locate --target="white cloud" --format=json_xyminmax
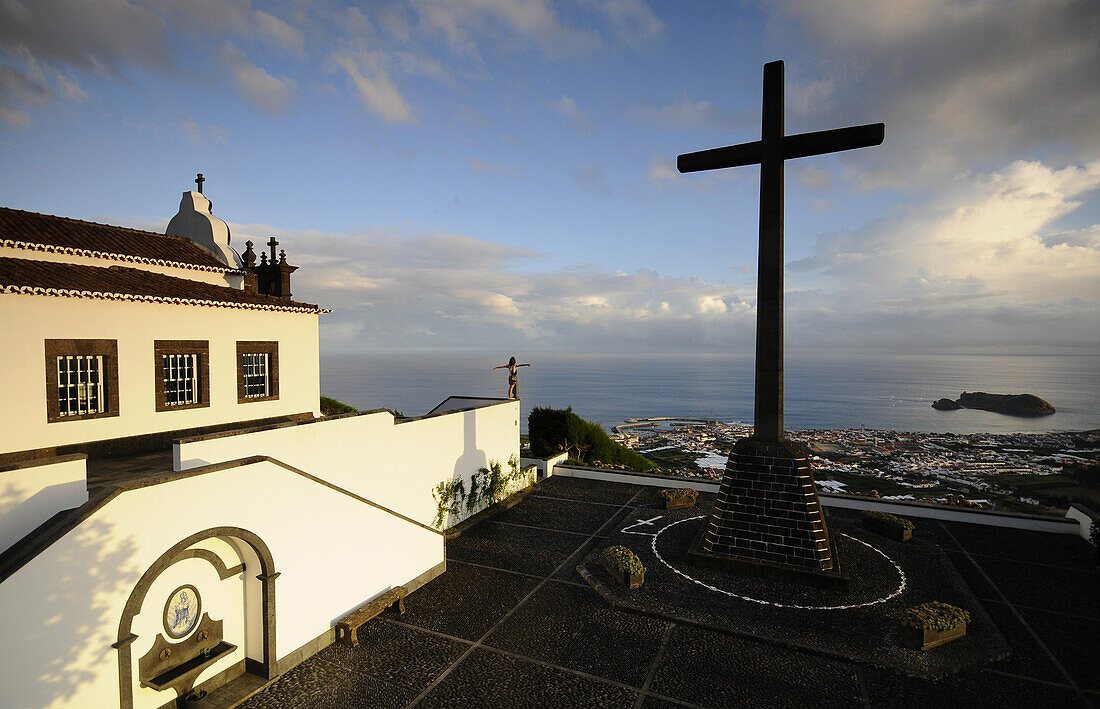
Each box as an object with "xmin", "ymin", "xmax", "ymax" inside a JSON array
[
  {"xmin": 221, "ymin": 44, "xmax": 297, "ymax": 113},
  {"xmin": 646, "ymin": 157, "xmax": 681, "ymax": 188},
  {"xmin": 587, "ymin": 0, "xmax": 665, "ymax": 48},
  {"xmin": 331, "ymin": 49, "xmax": 415, "ymax": 124},
  {"xmin": 229, "ymin": 221, "xmax": 754, "ymax": 352},
  {"xmin": 254, "ymin": 10, "xmax": 305, "ymax": 55},
  {"xmin": 410, "ymin": 0, "xmax": 601, "ymax": 57},
  {"xmin": 179, "ymin": 118, "xmax": 228, "ymax": 145},
  {"xmin": 549, "ymin": 96, "xmax": 588, "ymax": 126},
  {"xmin": 788, "ymin": 159, "xmax": 1100, "ymax": 351},
  {"xmin": 772, "ymin": 0, "xmax": 1100, "ymax": 186},
  {"xmin": 628, "ymin": 99, "xmax": 747, "ymax": 130}
]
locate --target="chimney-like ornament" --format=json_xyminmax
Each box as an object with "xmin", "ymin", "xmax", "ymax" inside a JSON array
[{"xmin": 165, "ymin": 174, "xmax": 242, "ymax": 268}]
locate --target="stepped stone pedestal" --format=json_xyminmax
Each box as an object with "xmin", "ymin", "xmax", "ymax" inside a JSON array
[{"xmin": 688, "ymin": 437, "xmax": 848, "ymax": 589}]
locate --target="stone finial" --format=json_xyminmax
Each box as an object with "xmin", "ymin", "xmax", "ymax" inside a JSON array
[
  {"xmin": 260, "ymin": 252, "xmax": 268, "ymax": 265},
  {"xmin": 279, "ymin": 249, "xmax": 287, "ymax": 265},
  {"xmin": 243, "ymin": 240, "xmax": 257, "ymax": 268}
]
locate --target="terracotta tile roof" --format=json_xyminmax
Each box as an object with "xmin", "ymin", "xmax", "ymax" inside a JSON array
[
  {"xmin": 0, "ymin": 256, "xmax": 326, "ymax": 313},
  {"xmin": 0, "ymin": 206, "xmax": 235, "ymax": 271}
]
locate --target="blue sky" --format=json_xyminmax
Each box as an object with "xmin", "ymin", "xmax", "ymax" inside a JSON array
[{"xmin": 2, "ymin": 0, "xmax": 1098, "ymax": 355}]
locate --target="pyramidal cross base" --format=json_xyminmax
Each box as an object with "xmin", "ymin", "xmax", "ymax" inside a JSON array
[{"xmin": 687, "ymin": 437, "xmax": 850, "ymax": 590}]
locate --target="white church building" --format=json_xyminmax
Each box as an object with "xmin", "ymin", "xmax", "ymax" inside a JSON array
[{"xmin": 0, "ymin": 181, "xmax": 524, "ymax": 708}]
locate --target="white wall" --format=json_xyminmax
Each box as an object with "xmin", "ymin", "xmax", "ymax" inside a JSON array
[
  {"xmin": 0, "ymin": 457, "xmax": 443, "ymax": 709},
  {"xmin": 175, "ymin": 400, "xmax": 522, "ymax": 529},
  {"xmin": 0, "ymin": 293, "xmax": 320, "ymax": 456},
  {"xmin": 0, "ymin": 455, "xmax": 88, "ymax": 554}
]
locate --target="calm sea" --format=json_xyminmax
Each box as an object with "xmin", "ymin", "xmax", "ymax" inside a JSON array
[{"xmin": 320, "ymin": 352, "xmax": 1099, "ymax": 435}]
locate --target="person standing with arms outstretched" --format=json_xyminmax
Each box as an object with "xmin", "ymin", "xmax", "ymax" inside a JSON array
[{"xmin": 493, "ymin": 356, "xmax": 530, "ymax": 399}]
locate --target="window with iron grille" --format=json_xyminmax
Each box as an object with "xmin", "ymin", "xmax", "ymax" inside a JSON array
[
  {"xmin": 237, "ymin": 340, "xmax": 278, "ymax": 403},
  {"xmin": 57, "ymin": 355, "xmax": 104, "ymax": 416},
  {"xmin": 45, "ymin": 339, "xmax": 118, "ymax": 422},
  {"xmin": 163, "ymin": 353, "xmax": 199, "ymax": 406},
  {"xmin": 241, "ymin": 352, "xmax": 270, "ymax": 398}
]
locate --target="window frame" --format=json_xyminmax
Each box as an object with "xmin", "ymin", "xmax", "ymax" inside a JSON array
[
  {"xmin": 154, "ymin": 340, "xmax": 210, "ymax": 412},
  {"xmin": 236, "ymin": 341, "xmax": 279, "ymax": 403},
  {"xmin": 45, "ymin": 339, "xmax": 119, "ymax": 423}
]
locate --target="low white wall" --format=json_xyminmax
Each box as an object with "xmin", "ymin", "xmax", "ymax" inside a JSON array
[
  {"xmin": 0, "ymin": 454, "xmax": 88, "ymax": 554},
  {"xmin": 541, "ymin": 464, "xmax": 1085, "ymax": 535},
  {"xmin": 552, "ymin": 464, "xmax": 720, "ymax": 492},
  {"xmin": 1065, "ymin": 504, "xmax": 1097, "ymax": 542},
  {"xmin": 522, "ymin": 452, "xmax": 568, "ymax": 480},
  {"xmin": 0, "ymin": 457, "xmax": 443, "ymax": 709},
  {"xmin": 175, "ymin": 400, "xmax": 521, "ymax": 529}
]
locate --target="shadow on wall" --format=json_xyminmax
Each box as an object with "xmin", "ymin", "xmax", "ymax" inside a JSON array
[
  {"xmin": 433, "ymin": 410, "xmax": 490, "ymax": 530},
  {"xmin": 1, "ymin": 517, "xmax": 142, "ymax": 708}
]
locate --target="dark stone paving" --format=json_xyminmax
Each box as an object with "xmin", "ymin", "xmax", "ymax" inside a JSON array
[
  {"xmin": 649, "ymin": 624, "xmax": 864, "ymax": 708},
  {"xmin": 495, "ymin": 493, "xmax": 620, "ymax": 535},
  {"xmin": 485, "ymin": 581, "xmax": 669, "ymax": 687},
  {"xmin": 240, "ymin": 476, "xmax": 1099, "ymax": 709},
  {"xmin": 419, "ymin": 649, "xmax": 639, "ymax": 707},
  {"xmin": 244, "ymin": 622, "xmax": 466, "ymax": 708},
  {"xmin": 446, "ymin": 520, "xmax": 584, "ymax": 577},
  {"xmin": 396, "ymin": 563, "xmax": 539, "ymax": 641}
]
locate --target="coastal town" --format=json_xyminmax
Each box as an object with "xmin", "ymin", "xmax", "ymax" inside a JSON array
[{"xmin": 612, "ymin": 418, "xmax": 1100, "ymax": 515}]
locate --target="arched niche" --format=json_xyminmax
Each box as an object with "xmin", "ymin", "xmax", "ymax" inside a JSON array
[{"xmin": 114, "ymin": 527, "xmax": 278, "ymax": 709}]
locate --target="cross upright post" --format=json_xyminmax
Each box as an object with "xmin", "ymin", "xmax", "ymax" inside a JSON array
[
  {"xmin": 679, "ymin": 61, "xmax": 884, "ymax": 583},
  {"xmin": 195, "ymin": 173, "xmax": 205, "ymax": 194},
  {"xmin": 267, "ymin": 237, "xmax": 279, "ymax": 263},
  {"xmin": 679, "ymin": 60, "xmax": 883, "ymax": 442}
]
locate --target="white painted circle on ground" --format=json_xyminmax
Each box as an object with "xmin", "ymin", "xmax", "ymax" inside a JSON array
[{"xmin": 650, "ymin": 515, "xmax": 907, "ymax": 610}]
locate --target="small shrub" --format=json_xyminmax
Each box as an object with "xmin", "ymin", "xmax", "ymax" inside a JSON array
[
  {"xmin": 900, "ymin": 602, "xmax": 970, "ymax": 631},
  {"xmin": 320, "ymin": 395, "xmax": 356, "ymax": 415},
  {"xmin": 863, "ymin": 510, "xmax": 915, "ymax": 533},
  {"xmin": 601, "ymin": 545, "xmax": 646, "ymax": 575},
  {"xmin": 660, "ymin": 488, "xmax": 698, "ymax": 504}
]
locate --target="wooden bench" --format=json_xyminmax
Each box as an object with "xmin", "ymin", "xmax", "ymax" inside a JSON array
[{"xmin": 336, "ymin": 586, "xmax": 407, "ymax": 647}]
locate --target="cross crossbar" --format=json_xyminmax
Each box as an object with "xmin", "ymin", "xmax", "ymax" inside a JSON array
[{"xmin": 678, "ymin": 124, "xmax": 884, "ymax": 173}]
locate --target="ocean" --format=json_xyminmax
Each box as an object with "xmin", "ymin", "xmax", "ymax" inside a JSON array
[{"xmin": 320, "ymin": 352, "xmax": 1099, "ymax": 435}]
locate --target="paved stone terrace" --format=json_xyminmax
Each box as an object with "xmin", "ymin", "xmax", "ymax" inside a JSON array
[{"xmin": 241, "ymin": 476, "xmax": 1099, "ymax": 708}]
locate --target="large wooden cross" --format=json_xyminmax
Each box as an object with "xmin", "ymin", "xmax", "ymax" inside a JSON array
[{"xmin": 679, "ymin": 60, "xmax": 883, "ymax": 441}]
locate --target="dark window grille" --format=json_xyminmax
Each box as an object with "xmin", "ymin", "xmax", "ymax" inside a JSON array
[
  {"xmin": 57, "ymin": 355, "xmax": 104, "ymax": 416},
  {"xmin": 242, "ymin": 353, "xmax": 269, "ymax": 398},
  {"xmin": 162, "ymin": 353, "xmax": 199, "ymax": 406}
]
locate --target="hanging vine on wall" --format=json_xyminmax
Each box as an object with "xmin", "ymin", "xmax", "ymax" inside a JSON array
[
  {"xmin": 432, "ymin": 455, "xmax": 536, "ymax": 529},
  {"xmin": 432, "ymin": 478, "xmax": 466, "ymax": 529}
]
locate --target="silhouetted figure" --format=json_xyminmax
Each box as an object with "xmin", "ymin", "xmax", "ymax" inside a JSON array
[{"xmin": 493, "ymin": 356, "xmax": 530, "ymax": 399}]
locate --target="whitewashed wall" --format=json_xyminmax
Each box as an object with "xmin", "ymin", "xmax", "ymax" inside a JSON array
[
  {"xmin": 175, "ymin": 400, "xmax": 522, "ymax": 529},
  {"xmin": 0, "ymin": 294, "xmax": 320, "ymax": 456},
  {"xmin": 0, "ymin": 458, "xmax": 443, "ymax": 709},
  {"xmin": 0, "ymin": 455, "xmax": 88, "ymax": 553}
]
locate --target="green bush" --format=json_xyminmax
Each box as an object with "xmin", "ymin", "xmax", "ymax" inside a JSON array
[
  {"xmin": 320, "ymin": 395, "xmax": 356, "ymax": 415},
  {"xmin": 862, "ymin": 510, "xmax": 915, "ymax": 534},
  {"xmin": 660, "ymin": 488, "xmax": 698, "ymax": 504},
  {"xmin": 601, "ymin": 545, "xmax": 645, "ymax": 575},
  {"xmin": 900, "ymin": 602, "xmax": 970, "ymax": 631},
  {"xmin": 528, "ymin": 406, "xmax": 656, "ymax": 472}
]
